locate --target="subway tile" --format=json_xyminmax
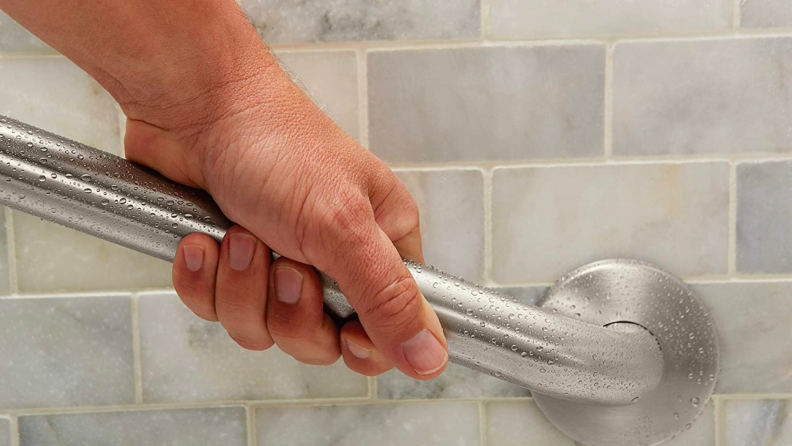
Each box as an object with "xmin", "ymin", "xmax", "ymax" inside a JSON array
[
  {"xmin": 490, "ymin": 0, "xmax": 731, "ymax": 38},
  {"xmin": 692, "ymin": 282, "xmax": 792, "ymax": 394},
  {"xmin": 276, "ymin": 51, "xmax": 359, "ymax": 140},
  {"xmin": 0, "ymin": 210, "xmax": 9, "ymax": 295},
  {"xmin": 13, "ymin": 212, "xmax": 172, "ymax": 292},
  {"xmin": 0, "ymin": 58, "xmax": 122, "ymax": 155},
  {"xmin": 18, "ymin": 407, "xmax": 247, "ymax": 446},
  {"xmin": 394, "ymin": 169, "xmax": 484, "ymax": 281},
  {"xmin": 0, "ymin": 417, "xmax": 8, "ymax": 446},
  {"xmin": 241, "ymin": 0, "xmax": 480, "ymax": 44},
  {"xmin": 741, "ymin": 0, "xmax": 792, "ymax": 28},
  {"xmin": 138, "ymin": 292, "xmax": 367, "ymax": 403},
  {"xmin": 737, "ymin": 161, "xmax": 792, "ymax": 274},
  {"xmin": 486, "ymin": 400, "xmax": 714, "ymax": 446},
  {"xmin": 614, "ymin": 37, "xmax": 792, "ymax": 156},
  {"xmin": 492, "ymin": 163, "xmax": 729, "ymax": 283},
  {"xmin": 0, "ymin": 295, "xmax": 134, "ymax": 409},
  {"xmin": 256, "ymin": 402, "xmax": 480, "ymax": 446},
  {"xmin": 377, "ymin": 363, "xmax": 529, "ymax": 399},
  {"xmin": 724, "ymin": 399, "xmax": 792, "ymax": 446},
  {"xmin": 369, "ymin": 45, "xmax": 605, "ymax": 163},
  {"xmin": 0, "ymin": 12, "xmax": 51, "ymax": 53}
]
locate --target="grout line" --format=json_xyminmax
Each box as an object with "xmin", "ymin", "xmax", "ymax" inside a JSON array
[
  {"xmin": 3, "ymin": 207, "xmax": 18, "ymax": 294},
  {"xmin": 603, "ymin": 43, "xmax": 614, "ymax": 159},
  {"xmin": 483, "ymin": 168, "xmax": 494, "ymax": 285},
  {"xmin": 357, "ymin": 48, "xmax": 370, "ymax": 149},
  {"xmin": 9, "ymin": 415, "xmax": 19, "ymax": 446},
  {"xmin": 728, "ymin": 163, "xmax": 737, "ymax": 275},
  {"xmin": 478, "ymin": 401, "xmax": 488, "ymax": 446},
  {"xmin": 733, "ymin": 0, "xmax": 742, "ymax": 30},
  {"xmin": 368, "ymin": 376, "xmax": 378, "ymax": 399},
  {"xmin": 714, "ymin": 395, "xmax": 723, "ymax": 446},
  {"xmin": 246, "ymin": 406, "xmax": 257, "ymax": 446},
  {"xmin": 131, "ymin": 295, "xmax": 144, "ymax": 404}
]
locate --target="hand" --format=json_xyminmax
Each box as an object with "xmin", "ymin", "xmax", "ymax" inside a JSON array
[{"xmin": 122, "ymin": 45, "xmax": 448, "ymax": 380}]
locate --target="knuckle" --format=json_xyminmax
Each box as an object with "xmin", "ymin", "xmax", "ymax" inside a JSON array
[
  {"xmin": 361, "ymin": 276, "xmax": 423, "ymax": 336},
  {"xmin": 267, "ymin": 312, "xmax": 313, "ymax": 341}
]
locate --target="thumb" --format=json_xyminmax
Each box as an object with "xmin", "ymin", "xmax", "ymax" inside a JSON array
[{"xmin": 123, "ymin": 118, "xmax": 206, "ymax": 189}]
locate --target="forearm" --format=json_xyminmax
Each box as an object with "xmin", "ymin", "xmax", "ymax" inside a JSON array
[{"xmin": 0, "ymin": 0, "xmax": 275, "ymax": 127}]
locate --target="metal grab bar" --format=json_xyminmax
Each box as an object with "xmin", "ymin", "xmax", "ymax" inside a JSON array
[{"xmin": 0, "ymin": 115, "xmax": 664, "ymax": 407}]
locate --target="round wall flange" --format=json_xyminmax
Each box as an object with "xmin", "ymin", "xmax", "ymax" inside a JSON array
[{"xmin": 533, "ymin": 259, "xmax": 719, "ymax": 446}]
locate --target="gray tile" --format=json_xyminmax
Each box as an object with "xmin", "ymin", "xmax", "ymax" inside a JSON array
[
  {"xmin": 369, "ymin": 45, "xmax": 605, "ymax": 163},
  {"xmin": 0, "ymin": 12, "xmax": 51, "ymax": 53},
  {"xmin": 614, "ymin": 37, "xmax": 792, "ymax": 156},
  {"xmin": 14, "ymin": 212, "xmax": 172, "ymax": 292},
  {"xmin": 0, "ymin": 295, "xmax": 134, "ymax": 409},
  {"xmin": 138, "ymin": 292, "xmax": 367, "ymax": 403},
  {"xmin": 724, "ymin": 399, "xmax": 792, "ymax": 446},
  {"xmin": 241, "ymin": 0, "xmax": 480, "ymax": 44},
  {"xmin": 490, "ymin": 0, "xmax": 731, "ymax": 38},
  {"xmin": 19, "ymin": 407, "xmax": 247, "ymax": 446},
  {"xmin": 737, "ymin": 161, "xmax": 792, "ymax": 274},
  {"xmin": 276, "ymin": 51, "xmax": 359, "ymax": 140},
  {"xmin": 0, "ymin": 417, "xmax": 8, "ymax": 446},
  {"xmin": 492, "ymin": 163, "xmax": 729, "ymax": 283},
  {"xmin": 741, "ymin": 0, "xmax": 792, "ymax": 28},
  {"xmin": 692, "ymin": 282, "xmax": 792, "ymax": 394},
  {"xmin": 0, "ymin": 210, "xmax": 9, "ymax": 295},
  {"xmin": 0, "ymin": 58, "xmax": 122, "ymax": 155},
  {"xmin": 377, "ymin": 362, "xmax": 529, "ymax": 399},
  {"xmin": 256, "ymin": 402, "xmax": 480, "ymax": 446},
  {"xmin": 394, "ymin": 169, "xmax": 484, "ymax": 281}
]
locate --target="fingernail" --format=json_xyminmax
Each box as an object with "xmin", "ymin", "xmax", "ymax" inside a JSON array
[
  {"xmin": 402, "ymin": 329, "xmax": 448, "ymax": 375},
  {"xmin": 228, "ymin": 233, "xmax": 255, "ymax": 271},
  {"xmin": 183, "ymin": 245, "xmax": 205, "ymax": 272},
  {"xmin": 274, "ymin": 267, "xmax": 303, "ymax": 304},
  {"xmin": 346, "ymin": 339, "xmax": 371, "ymax": 359}
]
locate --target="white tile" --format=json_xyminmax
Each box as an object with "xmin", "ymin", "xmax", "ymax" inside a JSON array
[
  {"xmin": 614, "ymin": 37, "xmax": 792, "ymax": 156},
  {"xmin": 241, "ymin": 0, "xmax": 480, "ymax": 44},
  {"xmin": 0, "ymin": 295, "xmax": 134, "ymax": 409},
  {"xmin": 0, "ymin": 57, "xmax": 121, "ymax": 155},
  {"xmin": 378, "ymin": 363, "xmax": 529, "ymax": 399},
  {"xmin": 0, "ymin": 12, "xmax": 52, "ymax": 53},
  {"xmin": 490, "ymin": 0, "xmax": 731, "ymax": 38},
  {"xmin": 486, "ymin": 401, "xmax": 574, "ymax": 446},
  {"xmin": 724, "ymin": 399, "xmax": 792, "ymax": 446},
  {"xmin": 276, "ymin": 51, "xmax": 359, "ymax": 140},
  {"xmin": 19, "ymin": 407, "xmax": 247, "ymax": 446},
  {"xmin": 256, "ymin": 402, "xmax": 480, "ymax": 446},
  {"xmin": 13, "ymin": 212, "xmax": 172, "ymax": 292},
  {"xmin": 741, "ymin": 0, "xmax": 792, "ymax": 28},
  {"xmin": 0, "ymin": 210, "xmax": 9, "ymax": 294},
  {"xmin": 492, "ymin": 163, "xmax": 729, "ymax": 283},
  {"xmin": 395, "ymin": 169, "xmax": 484, "ymax": 281},
  {"xmin": 138, "ymin": 292, "xmax": 367, "ymax": 403},
  {"xmin": 693, "ymin": 282, "xmax": 792, "ymax": 394},
  {"xmin": 368, "ymin": 45, "xmax": 605, "ymax": 163},
  {"xmin": 0, "ymin": 417, "xmax": 8, "ymax": 446}
]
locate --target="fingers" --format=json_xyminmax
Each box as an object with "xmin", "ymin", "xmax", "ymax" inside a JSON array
[
  {"xmin": 266, "ymin": 257, "xmax": 341, "ymax": 365},
  {"xmin": 215, "ymin": 226, "xmax": 274, "ymax": 351},
  {"xmin": 173, "ymin": 233, "xmax": 220, "ymax": 321},
  {"xmin": 340, "ymin": 321, "xmax": 392, "ymax": 376},
  {"xmin": 369, "ymin": 172, "xmax": 425, "ymax": 263}
]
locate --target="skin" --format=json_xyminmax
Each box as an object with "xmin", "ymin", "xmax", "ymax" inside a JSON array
[{"xmin": 0, "ymin": 0, "xmax": 448, "ymax": 379}]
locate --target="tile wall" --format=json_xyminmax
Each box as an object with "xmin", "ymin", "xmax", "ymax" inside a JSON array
[{"xmin": 1, "ymin": 0, "xmax": 791, "ymax": 444}]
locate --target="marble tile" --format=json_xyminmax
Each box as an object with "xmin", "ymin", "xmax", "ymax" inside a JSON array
[
  {"xmin": 256, "ymin": 402, "xmax": 480, "ymax": 446},
  {"xmin": 0, "ymin": 57, "xmax": 122, "ymax": 155},
  {"xmin": 724, "ymin": 399, "xmax": 792, "ymax": 446},
  {"xmin": 614, "ymin": 37, "xmax": 792, "ymax": 156},
  {"xmin": 241, "ymin": 0, "xmax": 480, "ymax": 44},
  {"xmin": 490, "ymin": 0, "xmax": 731, "ymax": 38},
  {"xmin": 276, "ymin": 51, "xmax": 359, "ymax": 140},
  {"xmin": 138, "ymin": 292, "xmax": 367, "ymax": 403},
  {"xmin": 0, "ymin": 295, "xmax": 134, "ymax": 409},
  {"xmin": 692, "ymin": 282, "xmax": 792, "ymax": 394},
  {"xmin": 737, "ymin": 161, "xmax": 792, "ymax": 274},
  {"xmin": 368, "ymin": 45, "xmax": 605, "ymax": 163},
  {"xmin": 0, "ymin": 417, "xmax": 8, "ymax": 446},
  {"xmin": 0, "ymin": 210, "xmax": 9, "ymax": 295},
  {"xmin": 492, "ymin": 163, "xmax": 729, "ymax": 283},
  {"xmin": 13, "ymin": 212, "xmax": 172, "ymax": 292},
  {"xmin": 18, "ymin": 407, "xmax": 247, "ymax": 446},
  {"xmin": 741, "ymin": 0, "xmax": 792, "ymax": 28},
  {"xmin": 394, "ymin": 169, "xmax": 484, "ymax": 281},
  {"xmin": 378, "ymin": 362, "xmax": 529, "ymax": 399},
  {"xmin": 0, "ymin": 12, "xmax": 52, "ymax": 53}
]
